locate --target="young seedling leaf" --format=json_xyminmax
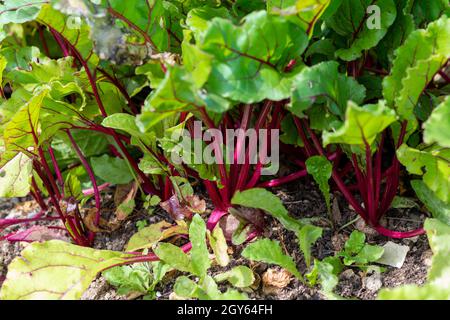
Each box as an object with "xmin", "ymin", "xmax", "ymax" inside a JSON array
[
  {"xmin": 242, "ymin": 238, "xmax": 301, "ymax": 279},
  {"xmin": 214, "ymin": 266, "xmax": 255, "ymax": 288},
  {"xmin": 189, "ymin": 214, "xmax": 211, "ymax": 277},
  {"xmin": 232, "ymin": 188, "xmax": 303, "ymax": 232},
  {"xmin": 306, "ymin": 156, "xmax": 332, "ymax": 212}
]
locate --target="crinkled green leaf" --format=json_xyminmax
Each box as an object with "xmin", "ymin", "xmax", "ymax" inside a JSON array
[
  {"xmin": 90, "ymin": 154, "xmax": 134, "ymax": 185},
  {"xmin": 0, "ymin": 0, "xmax": 44, "ymax": 25},
  {"xmin": 297, "ymin": 224, "xmax": 323, "ymax": 267},
  {"xmin": 103, "ymin": 262, "xmax": 171, "ymax": 298},
  {"xmin": 232, "ymin": 188, "xmax": 304, "ymax": 233},
  {"xmin": 376, "ymin": 0, "xmax": 415, "ymax": 66},
  {"xmin": 325, "ymin": 0, "xmax": 397, "ymax": 61},
  {"xmin": 154, "ymin": 242, "xmax": 193, "ymax": 273},
  {"xmin": 411, "ymin": 180, "xmax": 450, "ymax": 226},
  {"xmin": 341, "ymin": 231, "xmax": 384, "ymax": 266},
  {"xmin": 199, "ymin": 11, "xmax": 308, "ymax": 103},
  {"xmin": 306, "ymin": 258, "xmax": 341, "ymax": 293},
  {"xmin": 207, "ymin": 225, "xmax": 229, "ymax": 267},
  {"xmin": 185, "ymin": 6, "xmax": 232, "ymax": 36},
  {"xmin": 242, "ymin": 238, "xmax": 301, "ymax": 279},
  {"xmin": 189, "ymin": 214, "xmax": 211, "ymax": 277},
  {"xmin": 423, "ymin": 96, "xmax": 450, "ymax": 148},
  {"xmin": 395, "ymin": 54, "xmax": 448, "ymax": 130},
  {"xmin": 344, "ymin": 230, "xmax": 366, "ymax": 255},
  {"xmin": 1, "ymin": 89, "xmax": 47, "ymax": 166},
  {"xmin": 105, "ymin": 0, "xmax": 168, "ymax": 52},
  {"xmin": 125, "ymin": 221, "xmax": 188, "ymax": 252},
  {"xmin": 322, "ymin": 101, "xmax": 397, "ymax": 147},
  {"xmin": 267, "ymin": 0, "xmax": 331, "ymax": 36},
  {"xmin": 214, "ymin": 266, "xmax": 255, "ymax": 288},
  {"xmin": 0, "ymin": 240, "xmax": 130, "ymax": 300},
  {"xmin": 306, "ymin": 155, "xmax": 332, "ymax": 212},
  {"xmin": 0, "ymin": 152, "xmax": 32, "ymax": 197},
  {"xmin": 37, "ymin": 4, "xmax": 98, "ymax": 66},
  {"xmin": 383, "ymin": 15, "xmax": 450, "ymax": 129},
  {"xmin": 290, "ymin": 61, "xmax": 366, "ymax": 118},
  {"xmin": 397, "ymin": 144, "xmax": 450, "ymax": 203}
]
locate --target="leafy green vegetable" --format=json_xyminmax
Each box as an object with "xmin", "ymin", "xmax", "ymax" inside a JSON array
[
  {"xmin": 411, "ymin": 180, "xmax": 450, "ymax": 226},
  {"xmin": 154, "ymin": 242, "xmax": 193, "ymax": 274},
  {"xmin": 0, "ymin": 152, "xmax": 32, "ymax": 197},
  {"xmin": 325, "ymin": 0, "xmax": 397, "ymax": 61},
  {"xmin": 189, "ymin": 214, "xmax": 211, "ymax": 277},
  {"xmin": 214, "ymin": 266, "xmax": 255, "ymax": 288},
  {"xmin": 290, "ymin": 61, "xmax": 366, "ymax": 118},
  {"xmin": 91, "ymin": 154, "xmax": 134, "ymax": 185},
  {"xmin": 322, "ymin": 101, "xmax": 397, "ymax": 147},
  {"xmin": 423, "ymin": 96, "xmax": 450, "ymax": 148},
  {"xmin": 306, "ymin": 156, "xmax": 332, "ymax": 212},
  {"xmin": 242, "ymin": 238, "xmax": 302, "ymax": 279},
  {"xmin": 232, "ymin": 188, "xmax": 303, "ymax": 232},
  {"xmin": 0, "ymin": 240, "xmax": 130, "ymax": 300},
  {"xmin": 207, "ymin": 225, "xmax": 230, "ymax": 267},
  {"xmin": 103, "ymin": 262, "xmax": 171, "ymax": 299}
]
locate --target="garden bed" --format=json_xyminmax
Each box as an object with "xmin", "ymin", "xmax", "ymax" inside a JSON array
[{"xmin": 0, "ymin": 177, "xmax": 431, "ymax": 300}]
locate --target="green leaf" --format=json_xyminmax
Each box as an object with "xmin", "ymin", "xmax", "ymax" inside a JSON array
[
  {"xmin": 189, "ymin": 214, "xmax": 211, "ymax": 277},
  {"xmin": 395, "ymin": 55, "xmax": 448, "ymax": 129},
  {"xmin": 207, "ymin": 225, "xmax": 230, "ymax": 267},
  {"xmin": 102, "ymin": 113, "xmax": 150, "ymax": 144},
  {"xmin": 0, "ymin": 0, "xmax": 44, "ymax": 25},
  {"xmin": 423, "ymin": 96, "xmax": 450, "ymax": 148},
  {"xmin": 105, "ymin": 0, "xmax": 168, "ymax": 52},
  {"xmin": 37, "ymin": 4, "xmax": 98, "ymax": 66},
  {"xmin": 103, "ymin": 262, "xmax": 171, "ymax": 298},
  {"xmin": 185, "ymin": 6, "xmax": 232, "ymax": 36},
  {"xmin": 297, "ymin": 224, "xmax": 323, "ymax": 267},
  {"xmin": 306, "ymin": 258, "xmax": 340, "ymax": 293},
  {"xmin": 290, "ymin": 61, "xmax": 366, "ymax": 118},
  {"xmin": 341, "ymin": 231, "xmax": 384, "ymax": 266},
  {"xmin": 344, "ymin": 230, "xmax": 366, "ymax": 255},
  {"xmin": 1, "ymin": 89, "xmax": 48, "ymax": 166},
  {"xmin": 267, "ymin": 0, "xmax": 331, "ymax": 36},
  {"xmin": 306, "ymin": 156, "xmax": 332, "ymax": 212},
  {"xmin": 382, "ymin": 15, "xmax": 450, "ymax": 129},
  {"xmin": 0, "ymin": 240, "xmax": 130, "ymax": 300},
  {"xmin": 0, "ymin": 152, "xmax": 32, "ymax": 197},
  {"xmin": 325, "ymin": 0, "xmax": 397, "ymax": 61},
  {"xmin": 322, "ymin": 101, "xmax": 397, "ymax": 147},
  {"xmin": 411, "ymin": 180, "xmax": 450, "ymax": 226},
  {"xmin": 232, "ymin": 188, "xmax": 304, "ymax": 232},
  {"xmin": 64, "ymin": 173, "xmax": 82, "ymax": 200},
  {"xmin": 242, "ymin": 238, "xmax": 301, "ymax": 279},
  {"xmin": 174, "ymin": 276, "xmax": 199, "ymax": 298},
  {"xmin": 103, "ymin": 263, "xmax": 150, "ymax": 296},
  {"xmin": 146, "ymin": 65, "xmax": 230, "ymax": 114},
  {"xmin": 214, "ymin": 266, "xmax": 255, "ymax": 288},
  {"xmin": 125, "ymin": 221, "xmax": 188, "ymax": 252},
  {"xmin": 378, "ymin": 283, "xmax": 450, "ymax": 300},
  {"xmin": 154, "ymin": 242, "xmax": 192, "ymax": 273},
  {"xmin": 91, "ymin": 154, "xmax": 134, "ymax": 185},
  {"xmin": 397, "ymin": 144, "xmax": 449, "ymax": 203},
  {"xmin": 199, "ymin": 11, "xmax": 308, "ymax": 103},
  {"xmin": 424, "ymin": 219, "xmax": 450, "ymax": 283},
  {"xmin": 390, "ymin": 196, "xmax": 419, "ymax": 209}
]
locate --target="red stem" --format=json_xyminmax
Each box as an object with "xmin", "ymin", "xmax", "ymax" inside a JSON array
[{"xmin": 66, "ymin": 129, "xmax": 101, "ymax": 226}]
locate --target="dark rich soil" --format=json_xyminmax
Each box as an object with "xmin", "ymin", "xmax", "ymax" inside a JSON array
[{"xmin": 0, "ymin": 177, "xmax": 431, "ymax": 300}]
